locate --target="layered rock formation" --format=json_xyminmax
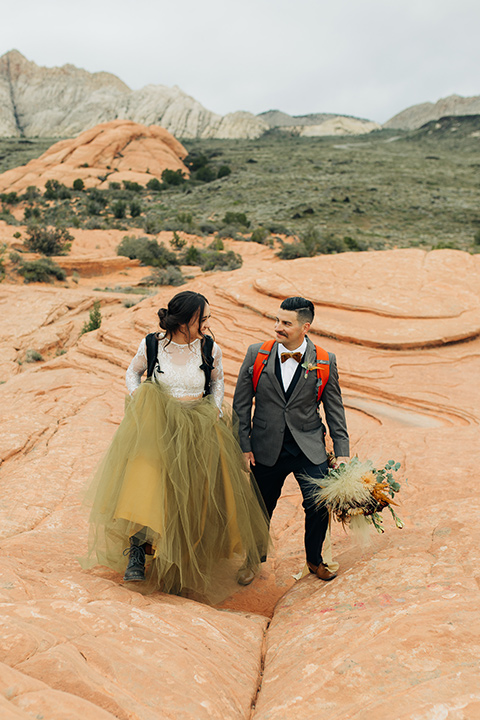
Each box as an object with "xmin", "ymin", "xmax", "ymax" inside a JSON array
[
  {"xmin": 0, "ymin": 50, "xmax": 268, "ymax": 140},
  {"xmin": 0, "ymin": 222, "xmax": 479, "ymax": 717},
  {"xmin": 0, "ymin": 51, "xmax": 380, "ymax": 140},
  {"xmin": 0, "ymin": 119, "xmax": 189, "ymax": 192},
  {"xmin": 384, "ymin": 93, "xmax": 480, "ymax": 130},
  {"xmin": 259, "ymin": 110, "xmax": 380, "ymax": 136}
]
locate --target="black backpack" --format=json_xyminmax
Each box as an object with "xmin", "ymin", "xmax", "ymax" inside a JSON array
[{"xmin": 145, "ymin": 333, "xmax": 215, "ymax": 397}]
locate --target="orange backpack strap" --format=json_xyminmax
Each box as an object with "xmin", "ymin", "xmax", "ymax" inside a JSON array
[
  {"xmin": 252, "ymin": 339, "xmax": 275, "ymax": 392},
  {"xmin": 314, "ymin": 345, "xmax": 330, "ymax": 404}
]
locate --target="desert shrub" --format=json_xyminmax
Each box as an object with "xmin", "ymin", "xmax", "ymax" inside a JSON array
[
  {"xmin": 185, "ymin": 153, "xmax": 209, "ymax": 171},
  {"xmin": 73, "ymin": 178, "xmax": 85, "ymax": 191},
  {"xmin": 162, "ymin": 169, "xmax": 186, "ymax": 186},
  {"xmin": 170, "ymin": 231, "xmax": 187, "ymax": 250},
  {"xmin": 344, "ymin": 236, "xmax": 368, "ymax": 251},
  {"xmin": 217, "ymin": 165, "xmax": 232, "ymax": 179},
  {"xmin": 195, "ymin": 166, "xmax": 216, "ymax": 183},
  {"xmin": 140, "ymin": 266, "xmax": 186, "ymax": 287},
  {"xmin": 86, "ymin": 199, "xmax": 104, "ymax": 216},
  {"xmin": 0, "ymin": 191, "xmax": 18, "ymax": 204},
  {"xmin": 201, "ymin": 250, "xmax": 242, "ymax": 272},
  {"xmin": 0, "ymin": 243, "xmax": 6, "ymax": 280},
  {"xmin": 146, "ymin": 177, "xmax": 162, "ymax": 192},
  {"xmin": 44, "ymin": 179, "xmax": 71, "ymax": 200},
  {"xmin": 18, "ymin": 258, "xmax": 66, "ymax": 283},
  {"xmin": 9, "ymin": 251, "xmax": 21, "ymax": 264},
  {"xmin": 277, "ymin": 228, "xmax": 347, "ymax": 259},
  {"xmin": 473, "ymin": 229, "xmax": 480, "ymax": 246},
  {"xmin": 81, "ymin": 301, "xmax": 102, "ymax": 334},
  {"xmin": 215, "ymin": 227, "xmax": 243, "ymax": 241},
  {"xmin": 24, "ymin": 225, "xmax": 73, "ymax": 256},
  {"xmin": 24, "ymin": 206, "xmax": 42, "ymax": 221},
  {"xmin": 222, "ymin": 211, "xmax": 250, "ymax": 228},
  {"xmin": 112, "ymin": 200, "xmax": 126, "ymax": 219},
  {"xmin": 117, "ymin": 235, "xmax": 178, "ymax": 268},
  {"xmin": 199, "ymin": 221, "xmax": 218, "ymax": 234},
  {"xmin": 109, "ymin": 182, "xmax": 121, "ymax": 191},
  {"xmin": 129, "ymin": 201, "xmax": 142, "ymax": 218},
  {"xmin": 143, "ymin": 212, "xmax": 163, "ymax": 234},
  {"xmin": 0, "ymin": 205, "xmax": 18, "ymax": 225},
  {"xmin": 123, "ymin": 180, "xmax": 143, "ymax": 193},
  {"xmin": 21, "ymin": 186, "xmax": 41, "ymax": 201},
  {"xmin": 183, "ymin": 244, "xmax": 201, "ymax": 265},
  {"xmin": 209, "ymin": 236, "xmax": 224, "ymax": 251},
  {"xmin": 25, "ymin": 349, "xmax": 44, "ymax": 362},
  {"xmin": 250, "ymin": 227, "xmax": 270, "ymax": 244}
]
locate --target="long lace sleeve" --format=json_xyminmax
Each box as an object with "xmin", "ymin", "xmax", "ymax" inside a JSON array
[
  {"xmin": 125, "ymin": 338, "xmax": 148, "ymax": 394},
  {"xmin": 210, "ymin": 342, "xmax": 224, "ymax": 411}
]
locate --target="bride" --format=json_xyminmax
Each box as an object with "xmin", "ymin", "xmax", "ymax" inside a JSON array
[{"xmin": 81, "ymin": 290, "xmax": 269, "ymax": 601}]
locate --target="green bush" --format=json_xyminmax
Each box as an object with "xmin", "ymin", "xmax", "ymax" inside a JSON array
[
  {"xmin": 117, "ymin": 235, "xmax": 179, "ymax": 268},
  {"xmin": 201, "ymin": 250, "xmax": 242, "ymax": 272},
  {"xmin": 162, "ymin": 169, "xmax": 186, "ymax": 186},
  {"xmin": 223, "ymin": 211, "xmax": 250, "ymax": 228},
  {"xmin": 73, "ymin": 178, "xmax": 85, "ymax": 191},
  {"xmin": 143, "ymin": 212, "xmax": 163, "ymax": 234},
  {"xmin": 217, "ymin": 165, "xmax": 231, "ymax": 179},
  {"xmin": 0, "ymin": 191, "xmax": 18, "ymax": 204},
  {"xmin": 344, "ymin": 236, "xmax": 367, "ymax": 251},
  {"xmin": 195, "ymin": 166, "xmax": 216, "ymax": 183},
  {"xmin": 141, "ymin": 266, "xmax": 186, "ymax": 287},
  {"xmin": 81, "ymin": 300, "xmax": 102, "ymax": 334},
  {"xmin": 186, "ymin": 153, "xmax": 209, "ymax": 171},
  {"xmin": 112, "ymin": 200, "xmax": 126, "ymax": 219},
  {"xmin": 473, "ymin": 229, "xmax": 480, "ymax": 246},
  {"xmin": 130, "ymin": 201, "xmax": 142, "ymax": 218},
  {"xmin": 21, "ymin": 186, "xmax": 41, "ymax": 202},
  {"xmin": 44, "ymin": 179, "xmax": 71, "ymax": 200},
  {"xmin": 25, "ymin": 348, "xmax": 44, "ymax": 362},
  {"xmin": 209, "ymin": 236, "xmax": 224, "ymax": 251},
  {"xmin": 146, "ymin": 177, "xmax": 163, "ymax": 192},
  {"xmin": 170, "ymin": 231, "xmax": 187, "ymax": 250},
  {"xmin": 277, "ymin": 228, "xmax": 347, "ymax": 259},
  {"xmin": 183, "ymin": 245, "xmax": 201, "ymax": 265},
  {"xmin": 250, "ymin": 227, "xmax": 270, "ymax": 244},
  {"xmin": 17, "ymin": 258, "xmax": 66, "ymax": 283},
  {"xmin": 123, "ymin": 180, "xmax": 143, "ymax": 193},
  {"xmin": 0, "ymin": 243, "xmax": 6, "ymax": 280},
  {"xmin": 24, "ymin": 225, "xmax": 73, "ymax": 256}
]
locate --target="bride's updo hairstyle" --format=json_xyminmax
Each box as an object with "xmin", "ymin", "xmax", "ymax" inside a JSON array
[{"xmin": 157, "ymin": 291, "xmax": 209, "ymax": 345}]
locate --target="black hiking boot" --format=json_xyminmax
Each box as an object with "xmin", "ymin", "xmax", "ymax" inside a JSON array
[{"xmin": 123, "ymin": 537, "xmax": 146, "ymax": 582}]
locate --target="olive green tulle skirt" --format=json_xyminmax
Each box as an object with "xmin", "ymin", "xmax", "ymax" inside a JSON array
[{"xmin": 80, "ymin": 381, "xmax": 270, "ymax": 602}]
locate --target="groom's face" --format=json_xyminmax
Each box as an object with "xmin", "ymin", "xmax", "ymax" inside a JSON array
[{"xmin": 274, "ymin": 308, "xmax": 310, "ymax": 350}]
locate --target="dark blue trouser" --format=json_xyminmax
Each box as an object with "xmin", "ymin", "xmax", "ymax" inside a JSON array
[{"xmin": 252, "ymin": 448, "xmax": 329, "ymax": 567}]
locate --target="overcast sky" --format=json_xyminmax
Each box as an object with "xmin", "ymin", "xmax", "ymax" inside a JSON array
[{"xmin": 2, "ymin": 0, "xmax": 479, "ymax": 123}]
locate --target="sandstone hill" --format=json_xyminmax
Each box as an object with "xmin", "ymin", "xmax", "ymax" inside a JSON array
[
  {"xmin": 259, "ymin": 109, "xmax": 380, "ymax": 136},
  {"xmin": 384, "ymin": 93, "xmax": 480, "ymax": 130},
  {"xmin": 1, "ymin": 50, "xmax": 379, "ymax": 141},
  {"xmin": 0, "ymin": 120, "xmax": 188, "ymax": 192},
  {"xmin": 0, "ymin": 205, "xmax": 479, "ymax": 717}
]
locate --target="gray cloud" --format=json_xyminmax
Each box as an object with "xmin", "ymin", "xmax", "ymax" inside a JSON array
[{"xmin": 1, "ymin": 0, "xmax": 479, "ymax": 123}]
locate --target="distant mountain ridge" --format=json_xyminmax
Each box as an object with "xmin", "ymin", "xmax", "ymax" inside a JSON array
[
  {"xmin": 0, "ymin": 50, "xmax": 379, "ymax": 139},
  {"xmin": 1, "ymin": 50, "xmax": 478, "ymax": 139}
]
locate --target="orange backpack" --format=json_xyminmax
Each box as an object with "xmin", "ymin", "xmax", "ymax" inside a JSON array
[{"xmin": 252, "ymin": 339, "xmax": 330, "ymax": 404}]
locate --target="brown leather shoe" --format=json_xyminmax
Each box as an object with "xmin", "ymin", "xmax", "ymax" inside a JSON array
[{"xmin": 307, "ymin": 561, "xmax": 337, "ymax": 581}]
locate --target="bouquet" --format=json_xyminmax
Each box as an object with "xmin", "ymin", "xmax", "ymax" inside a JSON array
[{"xmin": 309, "ymin": 456, "xmax": 404, "ymax": 542}]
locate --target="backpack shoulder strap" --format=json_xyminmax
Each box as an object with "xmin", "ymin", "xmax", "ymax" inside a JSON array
[
  {"xmin": 252, "ymin": 339, "xmax": 275, "ymax": 393},
  {"xmin": 200, "ymin": 335, "xmax": 215, "ymax": 396},
  {"xmin": 313, "ymin": 345, "xmax": 330, "ymax": 403},
  {"xmin": 145, "ymin": 333, "xmax": 159, "ymax": 379}
]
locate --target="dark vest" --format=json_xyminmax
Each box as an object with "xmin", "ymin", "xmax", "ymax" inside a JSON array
[
  {"xmin": 274, "ymin": 352, "xmax": 304, "ymax": 456},
  {"xmin": 145, "ymin": 333, "xmax": 215, "ymax": 397}
]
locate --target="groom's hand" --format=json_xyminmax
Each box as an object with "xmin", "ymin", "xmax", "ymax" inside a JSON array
[{"xmin": 243, "ymin": 451, "xmax": 255, "ymax": 469}]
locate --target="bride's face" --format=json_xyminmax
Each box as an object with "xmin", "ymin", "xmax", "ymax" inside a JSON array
[{"xmin": 186, "ymin": 303, "xmax": 211, "ymax": 339}]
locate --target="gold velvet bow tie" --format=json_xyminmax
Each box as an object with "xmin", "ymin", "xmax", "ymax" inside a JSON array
[{"xmin": 280, "ymin": 351, "xmax": 303, "ymax": 363}]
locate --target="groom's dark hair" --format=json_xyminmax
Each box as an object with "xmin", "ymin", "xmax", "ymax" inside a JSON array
[{"xmin": 280, "ymin": 296, "xmax": 314, "ymax": 324}]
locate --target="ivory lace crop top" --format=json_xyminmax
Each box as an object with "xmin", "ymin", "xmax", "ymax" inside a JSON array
[{"xmin": 125, "ymin": 336, "xmax": 224, "ymax": 410}]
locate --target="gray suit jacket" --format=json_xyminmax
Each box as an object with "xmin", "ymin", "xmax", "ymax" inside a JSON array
[{"xmin": 233, "ymin": 336, "xmax": 350, "ymax": 467}]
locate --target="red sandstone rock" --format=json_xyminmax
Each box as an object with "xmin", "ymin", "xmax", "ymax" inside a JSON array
[
  {"xmin": 0, "ymin": 120, "xmax": 189, "ymax": 193},
  {"xmin": 0, "ymin": 239, "xmax": 479, "ymax": 717}
]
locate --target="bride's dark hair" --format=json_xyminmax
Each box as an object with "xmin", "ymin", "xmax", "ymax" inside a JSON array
[{"xmin": 157, "ymin": 291, "xmax": 209, "ymax": 346}]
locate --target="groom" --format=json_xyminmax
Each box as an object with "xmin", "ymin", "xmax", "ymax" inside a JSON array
[{"xmin": 233, "ymin": 296, "xmax": 349, "ymax": 584}]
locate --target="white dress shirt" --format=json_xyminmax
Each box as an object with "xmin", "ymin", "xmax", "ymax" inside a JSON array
[{"xmin": 277, "ymin": 338, "xmax": 307, "ymax": 390}]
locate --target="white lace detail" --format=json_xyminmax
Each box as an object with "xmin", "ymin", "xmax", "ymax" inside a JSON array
[{"xmin": 125, "ymin": 336, "xmax": 224, "ymax": 410}]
